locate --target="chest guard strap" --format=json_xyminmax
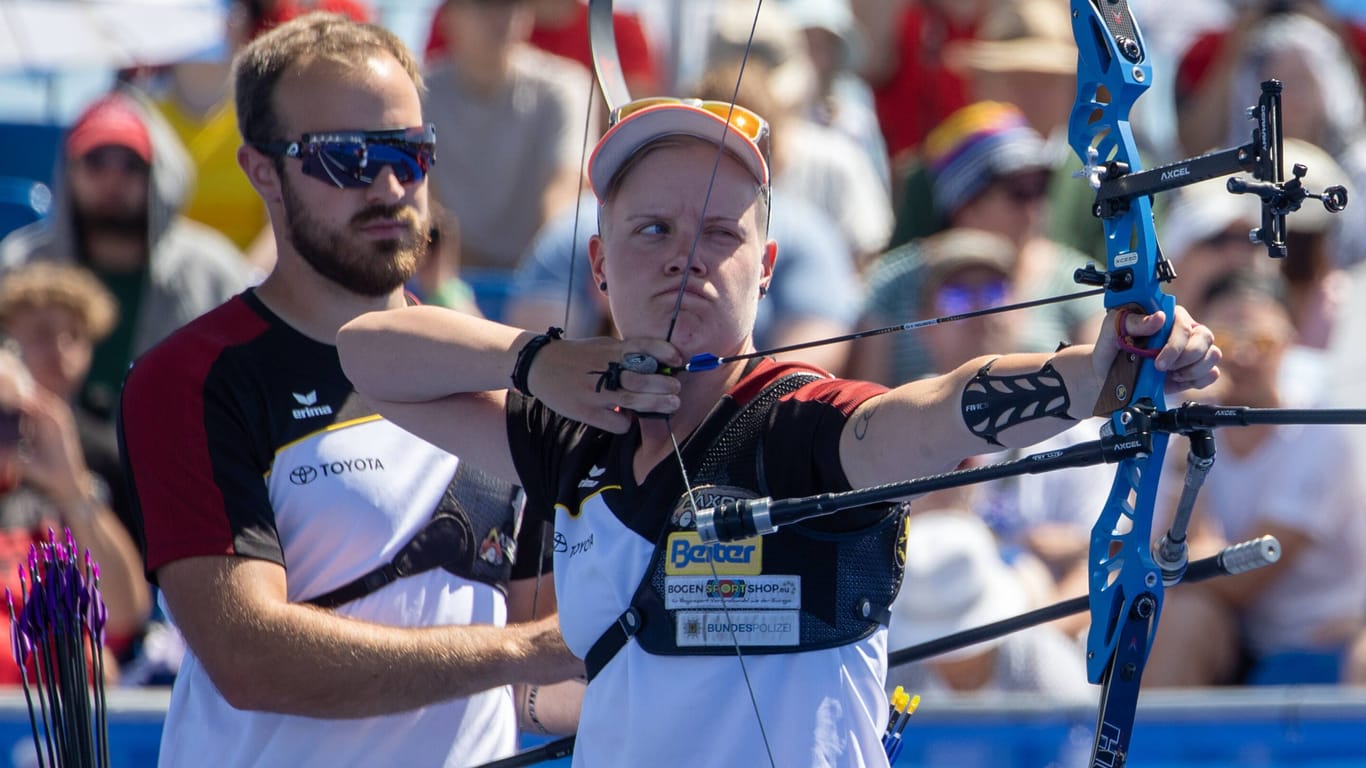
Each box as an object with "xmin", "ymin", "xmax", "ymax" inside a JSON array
[
  {"xmin": 585, "ymin": 371, "xmax": 907, "ymax": 681},
  {"xmin": 306, "ymin": 462, "xmax": 526, "ymax": 608}
]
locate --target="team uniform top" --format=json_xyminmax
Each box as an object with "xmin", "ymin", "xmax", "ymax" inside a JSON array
[
  {"xmin": 508, "ymin": 359, "xmax": 899, "ymax": 768},
  {"xmin": 120, "ymin": 291, "xmax": 539, "ymax": 768}
]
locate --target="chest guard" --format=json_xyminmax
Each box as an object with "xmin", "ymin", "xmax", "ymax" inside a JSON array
[
  {"xmin": 585, "ymin": 372, "xmax": 907, "ymax": 680},
  {"xmin": 306, "ymin": 462, "xmax": 526, "ymax": 608}
]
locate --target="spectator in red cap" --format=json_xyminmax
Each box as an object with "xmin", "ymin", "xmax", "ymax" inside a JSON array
[{"xmin": 0, "ymin": 88, "xmax": 250, "ymax": 423}]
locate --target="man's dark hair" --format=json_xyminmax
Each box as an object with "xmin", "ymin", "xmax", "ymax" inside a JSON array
[{"xmin": 232, "ymin": 12, "xmax": 424, "ymax": 146}]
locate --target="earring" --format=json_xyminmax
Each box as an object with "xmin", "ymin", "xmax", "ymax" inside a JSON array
[
  {"xmin": 758, "ymin": 285, "xmax": 768, "ymax": 298},
  {"xmin": 599, "ymin": 281, "xmax": 608, "ymax": 293}
]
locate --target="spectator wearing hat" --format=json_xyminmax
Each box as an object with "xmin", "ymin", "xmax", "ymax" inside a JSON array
[
  {"xmin": 890, "ymin": 100, "xmax": 1054, "ymax": 249},
  {"xmin": 887, "ymin": 0, "xmax": 1099, "ymax": 255},
  {"xmin": 857, "ymin": 229, "xmax": 1110, "ymax": 616},
  {"xmin": 907, "ymin": 228, "xmax": 1020, "ymax": 379},
  {"xmin": 941, "ymin": 0, "xmax": 1075, "ymax": 151},
  {"xmin": 1160, "ymin": 139, "xmax": 1357, "ymax": 406},
  {"xmin": 1173, "ymin": 5, "xmax": 1366, "ymax": 267},
  {"xmin": 1272, "ymin": 139, "xmax": 1358, "ymax": 351},
  {"xmin": 887, "ymin": 510, "xmax": 1091, "ymax": 697},
  {"xmin": 1158, "ymin": 179, "xmax": 1270, "ymax": 319},
  {"xmin": 0, "ymin": 89, "xmax": 250, "ymax": 422},
  {"xmin": 851, "ymin": 105, "xmax": 1098, "ymax": 386}
]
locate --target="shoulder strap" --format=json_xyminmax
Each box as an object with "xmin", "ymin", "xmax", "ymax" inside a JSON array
[{"xmin": 305, "ymin": 461, "xmax": 523, "ymax": 608}]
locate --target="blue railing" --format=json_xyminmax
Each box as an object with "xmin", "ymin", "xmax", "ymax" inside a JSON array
[{"xmin": 0, "ymin": 685, "xmax": 1363, "ymax": 766}]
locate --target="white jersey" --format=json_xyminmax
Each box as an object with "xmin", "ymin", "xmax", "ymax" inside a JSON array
[
  {"xmin": 509, "ymin": 360, "xmax": 896, "ymax": 767},
  {"xmin": 558, "ymin": 488, "xmax": 891, "ymax": 768},
  {"xmin": 123, "ymin": 293, "xmax": 532, "ymax": 767}
]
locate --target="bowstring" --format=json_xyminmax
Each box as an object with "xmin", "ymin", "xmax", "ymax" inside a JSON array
[
  {"xmin": 530, "ymin": 59, "xmax": 601, "ymax": 623},
  {"xmin": 655, "ymin": 2, "xmax": 777, "ymax": 765}
]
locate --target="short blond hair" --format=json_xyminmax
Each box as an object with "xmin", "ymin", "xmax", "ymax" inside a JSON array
[{"xmin": 0, "ymin": 263, "xmax": 119, "ymax": 341}]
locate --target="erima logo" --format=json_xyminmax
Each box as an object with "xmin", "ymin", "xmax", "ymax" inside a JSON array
[
  {"xmin": 578, "ymin": 465, "xmax": 607, "ymax": 489},
  {"xmin": 1160, "ymin": 167, "xmax": 1190, "ymax": 181},
  {"xmin": 291, "ymin": 391, "xmax": 334, "ymax": 420}
]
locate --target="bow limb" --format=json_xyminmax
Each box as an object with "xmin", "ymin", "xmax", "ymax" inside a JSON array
[
  {"xmin": 587, "ymin": 0, "xmax": 630, "ymax": 112},
  {"xmin": 1069, "ymin": 2, "xmax": 1173, "ymax": 764}
]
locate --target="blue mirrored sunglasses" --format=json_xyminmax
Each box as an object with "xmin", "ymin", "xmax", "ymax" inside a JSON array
[
  {"xmin": 253, "ymin": 124, "xmax": 436, "ymax": 189},
  {"xmin": 934, "ymin": 279, "xmax": 1009, "ymax": 316}
]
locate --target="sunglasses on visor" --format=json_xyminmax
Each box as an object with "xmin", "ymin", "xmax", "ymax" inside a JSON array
[
  {"xmin": 252, "ymin": 124, "xmax": 437, "ymax": 189},
  {"xmin": 610, "ymin": 97, "xmax": 771, "ymax": 165}
]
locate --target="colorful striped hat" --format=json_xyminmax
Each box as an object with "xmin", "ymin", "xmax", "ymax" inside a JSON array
[{"xmin": 924, "ymin": 102, "xmax": 1048, "ymax": 216}]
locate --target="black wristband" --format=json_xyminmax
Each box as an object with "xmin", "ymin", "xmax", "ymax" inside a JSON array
[{"xmin": 510, "ymin": 327, "xmax": 564, "ymax": 397}]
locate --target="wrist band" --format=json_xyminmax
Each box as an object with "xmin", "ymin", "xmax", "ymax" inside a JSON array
[{"xmin": 511, "ymin": 327, "xmax": 564, "ymax": 397}]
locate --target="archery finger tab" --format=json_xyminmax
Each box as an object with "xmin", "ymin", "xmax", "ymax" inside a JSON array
[
  {"xmin": 623, "ymin": 352, "xmax": 685, "ymax": 378},
  {"xmin": 621, "ymin": 352, "xmax": 660, "ymax": 375}
]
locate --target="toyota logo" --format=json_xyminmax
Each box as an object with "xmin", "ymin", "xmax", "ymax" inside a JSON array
[{"xmin": 289, "ymin": 466, "xmax": 318, "ymax": 485}]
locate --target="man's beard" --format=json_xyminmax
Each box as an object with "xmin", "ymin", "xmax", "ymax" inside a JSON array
[
  {"xmin": 280, "ymin": 174, "xmax": 425, "ymax": 297},
  {"xmin": 74, "ymin": 207, "xmax": 145, "ymax": 238}
]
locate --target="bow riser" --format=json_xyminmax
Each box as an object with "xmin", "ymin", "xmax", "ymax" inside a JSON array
[{"xmin": 1070, "ymin": 2, "xmax": 1177, "ymax": 764}]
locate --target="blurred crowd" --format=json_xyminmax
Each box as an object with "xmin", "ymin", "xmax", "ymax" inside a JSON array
[{"xmin": 3, "ymin": 0, "xmax": 1366, "ymax": 702}]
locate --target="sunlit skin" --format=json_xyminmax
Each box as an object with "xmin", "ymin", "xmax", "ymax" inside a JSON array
[
  {"xmin": 589, "ymin": 139, "xmax": 774, "ymax": 364},
  {"xmin": 587, "ymin": 139, "xmax": 775, "ymax": 470},
  {"xmin": 240, "ymin": 52, "xmax": 429, "ymax": 335},
  {"xmin": 1203, "ymin": 290, "xmax": 1294, "ymax": 413}
]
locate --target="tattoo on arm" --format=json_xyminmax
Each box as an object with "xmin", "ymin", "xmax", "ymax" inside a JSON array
[
  {"xmin": 961, "ymin": 359, "xmax": 1074, "ymax": 446},
  {"xmin": 854, "ymin": 401, "xmax": 877, "ymax": 440}
]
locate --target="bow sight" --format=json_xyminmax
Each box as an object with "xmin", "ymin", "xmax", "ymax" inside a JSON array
[{"xmin": 1081, "ymin": 79, "xmax": 1349, "ymax": 262}]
